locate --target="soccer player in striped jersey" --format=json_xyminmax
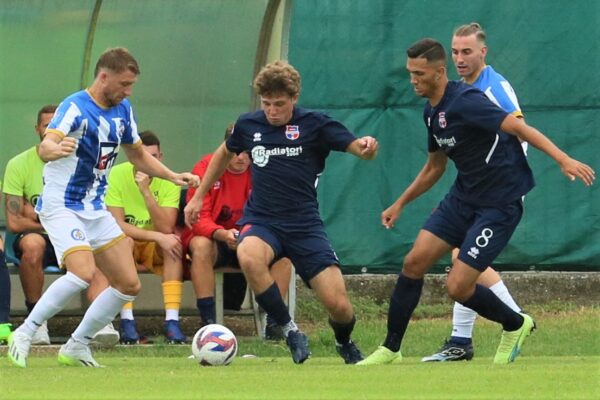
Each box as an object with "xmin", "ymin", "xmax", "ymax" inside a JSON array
[
  {"xmin": 7, "ymin": 47, "xmax": 199, "ymax": 368},
  {"xmin": 422, "ymin": 23, "xmax": 525, "ymax": 362}
]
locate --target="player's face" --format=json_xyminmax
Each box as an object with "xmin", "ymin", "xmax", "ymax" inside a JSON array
[
  {"xmin": 451, "ymin": 34, "xmax": 486, "ymax": 82},
  {"xmin": 142, "ymin": 144, "xmax": 162, "ymax": 161},
  {"xmin": 260, "ymin": 93, "xmax": 298, "ymax": 126},
  {"xmin": 35, "ymin": 112, "xmax": 54, "ymax": 141},
  {"xmin": 101, "ymin": 69, "xmax": 138, "ymax": 107},
  {"xmin": 406, "ymin": 57, "xmax": 441, "ymax": 99},
  {"xmin": 227, "ymin": 151, "xmax": 250, "ymax": 174}
]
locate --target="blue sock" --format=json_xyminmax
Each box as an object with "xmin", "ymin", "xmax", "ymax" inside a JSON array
[
  {"xmin": 0, "ymin": 251, "xmax": 10, "ymax": 323},
  {"xmin": 461, "ymin": 284, "xmax": 523, "ymax": 331},
  {"xmin": 383, "ymin": 273, "xmax": 423, "ymax": 352},
  {"xmin": 255, "ymin": 283, "xmax": 291, "ymax": 326},
  {"xmin": 449, "ymin": 336, "xmax": 472, "ymax": 345},
  {"xmin": 197, "ymin": 297, "xmax": 215, "ymax": 325}
]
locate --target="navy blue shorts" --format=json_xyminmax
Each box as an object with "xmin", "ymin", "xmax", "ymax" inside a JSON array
[
  {"xmin": 423, "ymin": 194, "xmax": 523, "ymax": 271},
  {"xmin": 238, "ymin": 220, "xmax": 340, "ymax": 286}
]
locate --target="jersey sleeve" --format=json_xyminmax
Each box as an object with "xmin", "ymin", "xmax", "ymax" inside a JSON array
[
  {"xmin": 2, "ymin": 157, "xmax": 25, "ymax": 196},
  {"xmin": 225, "ymin": 121, "xmax": 246, "ymax": 154},
  {"xmin": 461, "ymin": 89, "xmax": 509, "ymax": 135},
  {"xmin": 482, "ymin": 80, "xmax": 522, "ymax": 117},
  {"xmin": 318, "ymin": 113, "xmax": 357, "ymax": 152},
  {"xmin": 47, "ymin": 100, "xmax": 81, "ymax": 138},
  {"xmin": 120, "ymin": 102, "xmax": 141, "ymax": 146}
]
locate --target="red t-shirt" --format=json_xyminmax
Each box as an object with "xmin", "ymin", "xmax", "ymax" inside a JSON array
[{"xmin": 181, "ymin": 154, "xmax": 251, "ymax": 249}]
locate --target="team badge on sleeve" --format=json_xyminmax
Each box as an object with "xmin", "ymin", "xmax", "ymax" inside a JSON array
[{"xmin": 285, "ymin": 125, "xmax": 300, "ymax": 140}]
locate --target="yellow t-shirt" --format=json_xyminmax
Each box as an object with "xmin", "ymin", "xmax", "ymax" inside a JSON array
[
  {"xmin": 2, "ymin": 146, "xmax": 44, "ymax": 206},
  {"xmin": 105, "ymin": 162, "xmax": 180, "ymax": 231}
]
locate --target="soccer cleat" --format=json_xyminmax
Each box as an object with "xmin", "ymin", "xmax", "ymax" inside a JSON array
[
  {"xmin": 164, "ymin": 319, "xmax": 187, "ymax": 344},
  {"xmin": 421, "ymin": 339, "xmax": 474, "ymax": 362},
  {"xmin": 336, "ymin": 340, "xmax": 364, "ymax": 364},
  {"xmin": 493, "ymin": 313, "xmax": 536, "ymax": 364},
  {"xmin": 31, "ymin": 321, "xmax": 51, "ymax": 345},
  {"xmin": 58, "ymin": 338, "xmax": 102, "ymax": 367},
  {"xmin": 7, "ymin": 330, "xmax": 32, "ymax": 368},
  {"xmin": 285, "ymin": 330, "xmax": 310, "ymax": 364},
  {"xmin": 0, "ymin": 322, "xmax": 12, "ymax": 343},
  {"xmin": 356, "ymin": 345, "xmax": 402, "ymax": 365},
  {"xmin": 91, "ymin": 323, "xmax": 120, "ymax": 348},
  {"xmin": 119, "ymin": 318, "xmax": 140, "ymax": 344}
]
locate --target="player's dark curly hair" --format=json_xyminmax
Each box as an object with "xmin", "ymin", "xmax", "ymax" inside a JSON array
[
  {"xmin": 406, "ymin": 38, "xmax": 446, "ymax": 64},
  {"xmin": 253, "ymin": 60, "xmax": 301, "ymax": 98}
]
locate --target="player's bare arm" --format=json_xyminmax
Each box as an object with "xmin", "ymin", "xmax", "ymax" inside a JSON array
[
  {"xmin": 346, "ymin": 136, "xmax": 379, "ymax": 160},
  {"xmin": 184, "ymin": 143, "xmax": 235, "ymax": 228},
  {"xmin": 123, "ymin": 143, "xmax": 200, "ymax": 188},
  {"xmin": 382, "ymin": 150, "xmax": 447, "ymax": 229},
  {"xmin": 134, "ymin": 170, "xmax": 178, "ymax": 234},
  {"xmin": 108, "ymin": 205, "xmax": 182, "ymax": 260},
  {"xmin": 501, "ymin": 115, "xmax": 595, "ymax": 185},
  {"xmin": 5, "ymin": 194, "xmax": 43, "ymax": 232},
  {"xmin": 38, "ymin": 131, "xmax": 77, "ymax": 162}
]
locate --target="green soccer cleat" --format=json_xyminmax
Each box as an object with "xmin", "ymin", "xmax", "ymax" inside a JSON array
[
  {"xmin": 356, "ymin": 345, "xmax": 402, "ymax": 365},
  {"xmin": 0, "ymin": 323, "xmax": 12, "ymax": 343},
  {"xmin": 493, "ymin": 313, "xmax": 536, "ymax": 364}
]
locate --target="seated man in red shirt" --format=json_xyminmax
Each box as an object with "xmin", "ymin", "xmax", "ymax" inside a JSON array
[{"xmin": 181, "ymin": 125, "xmax": 292, "ymax": 338}]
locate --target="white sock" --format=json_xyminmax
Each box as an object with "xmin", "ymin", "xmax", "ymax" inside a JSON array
[
  {"xmin": 72, "ymin": 287, "xmax": 135, "ymax": 345},
  {"xmin": 120, "ymin": 308, "xmax": 134, "ymax": 320},
  {"xmin": 490, "ymin": 281, "xmax": 521, "ymax": 312},
  {"xmin": 282, "ymin": 320, "xmax": 298, "ymax": 338},
  {"xmin": 21, "ymin": 272, "xmax": 89, "ymax": 338},
  {"xmin": 165, "ymin": 309, "xmax": 179, "ymax": 321},
  {"xmin": 451, "ymin": 302, "xmax": 477, "ymax": 339}
]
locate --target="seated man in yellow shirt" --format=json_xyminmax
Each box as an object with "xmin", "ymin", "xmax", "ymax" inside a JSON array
[{"xmin": 98, "ymin": 130, "xmax": 186, "ymax": 343}]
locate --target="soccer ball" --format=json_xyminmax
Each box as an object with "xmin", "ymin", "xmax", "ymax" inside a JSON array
[{"xmin": 191, "ymin": 324, "xmax": 238, "ymax": 366}]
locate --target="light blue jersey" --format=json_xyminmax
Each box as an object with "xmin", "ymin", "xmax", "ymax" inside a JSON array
[
  {"xmin": 37, "ymin": 89, "xmax": 141, "ymax": 218},
  {"xmin": 472, "ymin": 65, "xmax": 522, "ymax": 118}
]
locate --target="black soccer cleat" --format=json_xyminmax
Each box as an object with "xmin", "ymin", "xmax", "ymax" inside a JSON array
[
  {"xmin": 336, "ymin": 340, "xmax": 364, "ymax": 364},
  {"xmin": 421, "ymin": 339, "xmax": 474, "ymax": 362},
  {"xmin": 286, "ymin": 330, "xmax": 310, "ymax": 364}
]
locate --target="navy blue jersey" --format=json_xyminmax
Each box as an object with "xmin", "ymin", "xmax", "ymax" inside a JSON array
[
  {"xmin": 424, "ymin": 81, "xmax": 534, "ymax": 206},
  {"xmin": 226, "ymin": 107, "xmax": 356, "ymax": 223}
]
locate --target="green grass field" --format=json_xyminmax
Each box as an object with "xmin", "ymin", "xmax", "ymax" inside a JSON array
[{"xmin": 1, "ymin": 305, "xmax": 598, "ymax": 399}]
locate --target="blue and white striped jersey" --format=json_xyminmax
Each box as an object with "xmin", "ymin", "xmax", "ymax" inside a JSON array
[{"xmin": 36, "ymin": 89, "xmax": 141, "ymax": 218}]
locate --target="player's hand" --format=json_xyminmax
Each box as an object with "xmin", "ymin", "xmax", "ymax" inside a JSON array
[
  {"xmin": 224, "ymin": 229, "xmax": 240, "ymax": 250},
  {"xmin": 157, "ymin": 233, "xmax": 182, "ymax": 260},
  {"xmin": 559, "ymin": 157, "xmax": 595, "ymax": 186},
  {"xmin": 134, "ymin": 171, "xmax": 151, "ymax": 190},
  {"xmin": 358, "ymin": 136, "xmax": 379, "ymax": 159},
  {"xmin": 184, "ymin": 197, "xmax": 203, "ymax": 228},
  {"xmin": 172, "ymin": 172, "xmax": 200, "ymax": 188},
  {"xmin": 58, "ymin": 136, "xmax": 77, "ymax": 158},
  {"xmin": 381, "ymin": 203, "xmax": 403, "ymax": 229}
]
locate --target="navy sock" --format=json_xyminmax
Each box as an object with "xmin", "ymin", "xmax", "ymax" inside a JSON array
[
  {"xmin": 266, "ymin": 313, "xmax": 277, "ymax": 327},
  {"xmin": 450, "ymin": 336, "xmax": 472, "ymax": 345},
  {"xmin": 461, "ymin": 284, "xmax": 523, "ymax": 331},
  {"xmin": 197, "ymin": 297, "xmax": 215, "ymax": 324},
  {"xmin": 0, "ymin": 251, "xmax": 10, "ymax": 323},
  {"xmin": 383, "ymin": 273, "xmax": 423, "ymax": 352},
  {"xmin": 254, "ymin": 282, "xmax": 291, "ymax": 326},
  {"xmin": 329, "ymin": 315, "xmax": 356, "ymax": 345}
]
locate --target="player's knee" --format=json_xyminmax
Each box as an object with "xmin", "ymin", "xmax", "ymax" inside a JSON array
[
  {"xmin": 120, "ymin": 278, "xmax": 141, "ymax": 296},
  {"xmin": 446, "ymin": 279, "xmax": 471, "ymax": 302},
  {"xmin": 402, "ymin": 252, "xmax": 426, "ymax": 279},
  {"xmin": 19, "ymin": 250, "xmax": 44, "ymax": 268}
]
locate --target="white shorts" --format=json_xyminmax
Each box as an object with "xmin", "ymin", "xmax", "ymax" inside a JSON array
[{"xmin": 40, "ymin": 209, "xmax": 124, "ymax": 265}]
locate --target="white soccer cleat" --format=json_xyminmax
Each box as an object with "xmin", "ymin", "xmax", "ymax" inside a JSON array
[
  {"xmin": 7, "ymin": 329, "xmax": 33, "ymax": 368},
  {"xmin": 58, "ymin": 338, "xmax": 103, "ymax": 367},
  {"xmin": 31, "ymin": 321, "xmax": 51, "ymax": 345},
  {"xmin": 91, "ymin": 323, "xmax": 120, "ymax": 348}
]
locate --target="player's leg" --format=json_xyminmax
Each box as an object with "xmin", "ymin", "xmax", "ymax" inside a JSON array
[
  {"xmin": 264, "ymin": 257, "xmax": 292, "ymax": 340},
  {"xmin": 359, "ymin": 229, "xmax": 451, "ymax": 365},
  {"xmin": 310, "ymin": 265, "xmax": 363, "ymax": 364},
  {"xmin": 16, "ymin": 233, "xmax": 51, "ymax": 344},
  {"xmin": 88, "ymin": 268, "xmax": 120, "ymax": 347},
  {"xmin": 158, "ymin": 245, "xmax": 185, "ymax": 343},
  {"xmin": 188, "ymin": 235, "xmax": 219, "ymax": 325}
]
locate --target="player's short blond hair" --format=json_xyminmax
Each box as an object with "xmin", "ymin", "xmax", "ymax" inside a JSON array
[
  {"xmin": 453, "ymin": 22, "xmax": 486, "ymax": 44},
  {"xmin": 253, "ymin": 60, "xmax": 301, "ymax": 98}
]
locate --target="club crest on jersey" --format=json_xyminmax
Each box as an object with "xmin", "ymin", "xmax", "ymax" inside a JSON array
[
  {"xmin": 438, "ymin": 112, "xmax": 447, "ymax": 128},
  {"xmin": 285, "ymin": 125, "xmax": 300, "ymax": 140}
]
